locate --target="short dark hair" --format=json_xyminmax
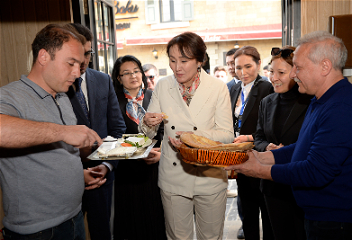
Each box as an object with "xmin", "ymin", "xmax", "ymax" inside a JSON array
[
  {"xmin": 111, "ymin": 55, "xmax": 148, "ymax": 94},
  {"xmin": 68, "ymin": 23, "xmax": 93, "ymax": 42},
  {"xmin": 263, "ymin": 65, "xmax": 269, "ymax": 70},
  {"xmin": 226, "ymin": 48, "xmax": 238, "ymax": 57},
  {"xmin": 166, "ymin": 32, "xmax": 207, "ymax": 63},
  {"xmin": 233, "ymin": 46, "xmax": 261, "ymax": 65},
  {"xmin": 31, "ymin": 23, "xmax": 86, "ymax": 64}
]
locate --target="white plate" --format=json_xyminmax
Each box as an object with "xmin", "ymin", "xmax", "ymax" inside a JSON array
[{"xmin": 88, "ymin": 139, "xmax": 158, "ymax": 160}]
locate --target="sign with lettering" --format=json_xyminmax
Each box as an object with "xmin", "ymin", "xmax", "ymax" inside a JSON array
[
  {"xmin": 116, "ymin": 23, "xmax": 131, "ymax": 30},
  {"xmin": 115, "ymin": 0, "xmax": 139, "ymax": 15},
  {"xmin": 202, "ymin": 35, "xmax": 221, "ymax": 42},
  {"xmin": 115, "ymin": 0, "xmax": 139, "ymax": 30}
]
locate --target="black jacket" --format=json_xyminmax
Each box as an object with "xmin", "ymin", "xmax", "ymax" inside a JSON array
[
  {"xmin": 229, "ymin": 75, "xmax": 274, "ymax": 137},
  {"xmin": 255, "ymin": 90, "xmax": 312, "ymax": 197}
]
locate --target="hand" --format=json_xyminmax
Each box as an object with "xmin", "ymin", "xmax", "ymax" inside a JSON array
[
  {"xmin": 252, "ymin": 150, "xmax": 275, "ymax": 165},
  {"xmin": 83, "ymin": 166, "xmax": 107, "ymax": 190},
  {"xmin": 89, "ymin": 164, "xmax": 109, "ymax": 178},
  {"xmin": 168, "ymin": 131, "xmax": 193, "ymax": 149},
  {"xmin": 224, "ymin": 151, "xmax": 273, "ymax": 180},
  {"xmin": 143, "ymin": 112, "xmax": 164, "ymax": 127},
  {"xmin": 233, "ymin": 135, "xmax": 252, "ymax": 143},
  {"xmin": 266, "ymin": 143, "xmax": 284, "ymax": 151},
  {"xmin": 168, "ymin": 136, "xmax": 182, "ymax": 149},
  {"xmin": 143, "ymin": 148, "xmax": 161, "ymax": 165},
  {"xmin": 61, "ymin": 125, "xmax": 102, "ymax": 148},
  {"xmin": 79, "ymin": 146, "xmax": 92, "ymax": 162}
]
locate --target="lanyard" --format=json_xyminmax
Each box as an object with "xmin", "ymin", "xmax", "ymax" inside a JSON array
[{"xmin": 238, "ymin": 89, "xmax": 250, "ymax": 128}]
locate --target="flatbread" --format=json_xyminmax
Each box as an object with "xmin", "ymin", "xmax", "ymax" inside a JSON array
[
  {"xmin": 180, "ymin": 132, "xmax": 254, "ymax": 151},
  {"xmin": 206, "ymin": 142, "xmax": 254, "ymax": 151},
  {"xmin": 161, "ymin": 112, "xmax": 168, "ymax": 119},
  {"xmin": 180, "ymin": 132, "xmax": 221, "ymax": 148}
]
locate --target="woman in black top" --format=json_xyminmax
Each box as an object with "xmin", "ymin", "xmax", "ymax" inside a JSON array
[
  {"xmin": 111, "ymin": 55, "xmax": 166, "ymax": 240},
  {"xmin": 254, "ymin": 46, "xmax": 311, "ymax": 240},
  {"xmin": 229, "ymin": 46, "xmax": 274, "ymax": 240}
]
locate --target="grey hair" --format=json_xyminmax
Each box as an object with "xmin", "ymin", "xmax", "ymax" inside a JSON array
[
  {"xmin": 297, "ymin": 31, "xmax": 347, "ymax": 71},
  {"xmin": 142, "ymin": 63, "xmax": 158, "ymax": 73}
]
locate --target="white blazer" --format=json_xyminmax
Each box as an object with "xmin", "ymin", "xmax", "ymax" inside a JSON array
[{"xmin": 142, "ymin": 69, "xmax": 234, "ymax": 198}]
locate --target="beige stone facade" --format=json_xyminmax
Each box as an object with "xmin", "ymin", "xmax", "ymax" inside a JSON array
[{"xmin": 114, "ymin": 0, "xmax": 282, "ymax": 81}]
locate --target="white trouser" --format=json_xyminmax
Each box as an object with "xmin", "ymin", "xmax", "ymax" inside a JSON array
[{"xmin": 161, "ymin": 188, "xmax": 227, "ymax": 240}]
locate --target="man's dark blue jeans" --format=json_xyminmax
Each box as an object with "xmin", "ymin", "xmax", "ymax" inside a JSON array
[
  {"xmin": 305, "ymin": 219, "xmax": 352, "ymax": 240},
  {"xmin": 2, "ymin": 211, "xmax": 85, "ymax": 240}
]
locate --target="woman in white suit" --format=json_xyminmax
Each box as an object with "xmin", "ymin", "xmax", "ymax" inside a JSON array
[{"xmin": 141, "ymin": 32, "xmax": 234, "ymax": 239}]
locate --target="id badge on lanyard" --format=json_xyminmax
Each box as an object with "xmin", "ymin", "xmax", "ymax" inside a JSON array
[{"xmin": 238, "ymin": 90, "xmax": 248, "ymax": 129}]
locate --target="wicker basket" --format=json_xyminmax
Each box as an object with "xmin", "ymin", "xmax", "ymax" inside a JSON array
[{"xmin": 178, "ymin": 144, "xmax": 249, "ymax": 167}]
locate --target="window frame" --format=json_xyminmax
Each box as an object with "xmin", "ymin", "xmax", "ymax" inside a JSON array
[
  {"xmin": 89, "ymin": 0, "xmax": 117, "ymax": 74},
  {"xmin": 145, "ymin": 0, "xmax": 193, "ymax": 25}
]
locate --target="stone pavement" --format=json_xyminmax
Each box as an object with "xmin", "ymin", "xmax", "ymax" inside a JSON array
[
  {"xmin": 223, "ymin": 179, "xmax": 243, "ymax": 240},
  {"xmin": 223, "ymin": 179, "xmax": 263, "ymax": 240}
]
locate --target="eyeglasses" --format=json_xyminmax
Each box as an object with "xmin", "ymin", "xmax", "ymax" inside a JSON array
[
  {"xmin": 120, "ymin": 70, "xmax": 142, "ymax": 77},
  {"xmin": 84, "ymin": 49, "xmax": 95, "ymax": 57},
  {"xmin": 146, "ymin": 75, "xmax": 155, "ymax": 80},
  {"xmin": 271, "ymin": 47, "xmax": 294, "ymax": 58}
]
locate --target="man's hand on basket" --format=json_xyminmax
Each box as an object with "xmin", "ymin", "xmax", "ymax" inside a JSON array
[{"xmin": 224, "ymin": 151, "xmax": 273, "ymax": 180}]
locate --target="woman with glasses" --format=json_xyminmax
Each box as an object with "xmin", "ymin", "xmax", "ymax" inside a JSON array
[
  {"xmin": 254, "ymin": 46, "xmax": 311, "ymax": 240},
  {"xmin": 229, "ymin": 46, "xmax": 274, "ymax": 240},
  {"xmin": 111, "ymin": 55, "xmax": 166, "ymax": 240},
  {"xmin": 141, "ymin": 32, "xmax": 234, "ymax": 239}
]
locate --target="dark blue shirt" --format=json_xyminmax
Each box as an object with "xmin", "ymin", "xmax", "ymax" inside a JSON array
[{"xmin": 271, "ymin": 78, "xmax": 352, "ymax": 223}]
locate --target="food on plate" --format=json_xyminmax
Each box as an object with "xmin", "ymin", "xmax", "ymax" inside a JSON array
[
  {"xmin": 161, "ymin": 112, "xmax": 168, "ymax": 119},
  {"xmin": 103, "ymin": 136, "xmax": 118, "ymax": 142},
  {"xmin": 180, "ymin": 132, "xmax": 254, "ymax": 151},
  {"xmin": 108, "ymin": 147, "xmax": 136, "ymax": 156},
  {"xmin": 98, "ymin": 145, "xmax": 137, "ymax": 158},
  {"xmin": 92, "ymin": 134, "xmax": 154, "ymax": 159},
  {"xmin": 124, "ymin": 135, "xmax": 150, "ymax": 148},
  {"xmin": 121, "ymin": 143, "xmax": 133, "ymax": 147}
]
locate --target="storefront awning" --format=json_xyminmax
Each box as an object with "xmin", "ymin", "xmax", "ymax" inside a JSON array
[{"xmin": 116, "ymin": 23, "xmax": 281, "ymax": 49}]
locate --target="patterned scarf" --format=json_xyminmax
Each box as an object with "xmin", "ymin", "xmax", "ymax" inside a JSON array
[
  {"xmin": 178, "ymin": 69, "xmax": 201, "ymax": 106},
  {"xmin": 124, "ymin": 88, "xmax": 145, "ymax": 124}
]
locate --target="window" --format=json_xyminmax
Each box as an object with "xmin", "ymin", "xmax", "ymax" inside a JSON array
[
  {"xmin": 282, "ymin": 0, "xmax": 301, "ymax": 46},
  {"xmin": 160, "ymin": 0, "xmax": 181, "ymax": 23},
  {"xmin": 145, "ymin": 0, "xmax": 193, "ymax": 25},
  {"xmin": 93, "ymin": 0, "xmax": 116, "ymax": 74}
]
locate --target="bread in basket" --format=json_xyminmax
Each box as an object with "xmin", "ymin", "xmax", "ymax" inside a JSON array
[{"xmin": 177, "ymin": 132, "xmax": 253, "ymax": 167}]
